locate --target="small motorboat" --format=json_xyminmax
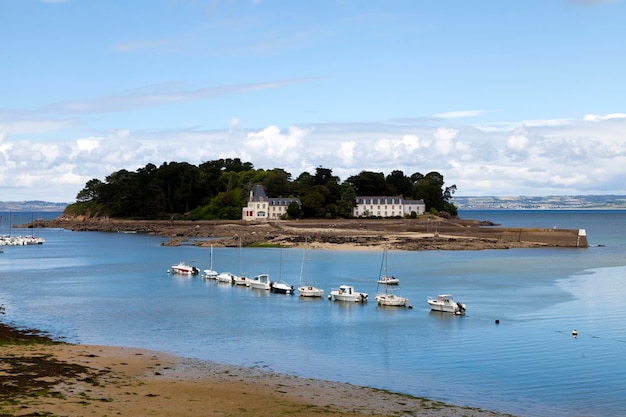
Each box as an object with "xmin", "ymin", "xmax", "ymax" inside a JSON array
[
  {"xmin": 233, "ymin": 275, "xmax": 251, "ymax": 286},
  {"xmin": 270, "ymin": 280, "xmax": 295, "ymax": 294},
  {"xmin": 249, "ymin": 273, "xmax": 271, "ymax": 290},
  {"xmin": 329, "ymin": 285, "xmax": 367, "ymax": 302},
  {"xmin": 298, "ymin": 285, "xmax": 324, "ymax": 297},
  {"xmin": 170, "ymin": 261, "xmax": 200, "ymax": 275},
  {"xmin": 427, "ymin": 294, "xmax": 466, "ymax": 314},
  {"xmin": 203, "ymin": 268, "xmax": 218, "ymax": 280},
  {"xmin": 375, "ymin": 292, "xmax": 409, "ymax": 307},
  {"xmin": 216, "ymin": 272, "xmax": 236, "ymax": 284}
]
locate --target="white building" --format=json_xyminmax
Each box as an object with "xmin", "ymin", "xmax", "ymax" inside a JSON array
[
  {"xmin": 353, "ymin": 196, "xmax": 426, "ymax": 218},
  {"xmin": 242, "ymin": 184, "xmax": 301, "ymax": 221}
]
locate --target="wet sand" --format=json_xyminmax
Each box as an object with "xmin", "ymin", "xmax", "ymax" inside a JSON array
[
  {"xmin": 0, "ymin": 344, "xmax": 518, "ymax": 417},
  {"xmin": 0, "ymin": 323, "xmax": 517, "ymax": 417}
]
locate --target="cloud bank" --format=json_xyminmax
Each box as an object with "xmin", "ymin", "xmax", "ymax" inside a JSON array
[{"xmin": 1, "ymin": 109, "xmax": 625, "ymax": 202}]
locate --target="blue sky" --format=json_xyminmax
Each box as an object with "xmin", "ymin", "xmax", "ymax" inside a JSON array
[{"xmin": 1, "ymin": 0, "xmax": 625, "ymax": 202}]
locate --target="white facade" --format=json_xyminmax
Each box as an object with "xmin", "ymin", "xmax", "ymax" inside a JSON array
[
  {"xmin": 353, "ymin": 196, "xmax": 425, "ymax": 218},
  {"xmin": 242, "ymin": 185, "xmax": 301, "ymax": 221}
]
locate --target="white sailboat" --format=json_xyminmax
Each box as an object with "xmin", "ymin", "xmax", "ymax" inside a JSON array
[
  {"xmin": 233, "ymin": 238, "xmax": 251, "ymax": 286},
  {"xmin": 374, "ymin": 246, "xmax": 409, "ymax": 307},
  {"xmin": 297, "ymin": 239, "xmax": 324, "ymax": 297},
  {"xmin": 377, "ymin": 246, "xmax": 399, "ymax": 285},
  {"xmin": 270, "ymin": 248, "xmax": 295, "ymax": 294},
  {"xmin": 203, "ymin": 244, "xmax": 218, "ymax": 279}
]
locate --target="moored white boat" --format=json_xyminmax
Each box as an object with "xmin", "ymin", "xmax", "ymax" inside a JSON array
[
  {"xmin": 170, "ymin": 261, "xmax": 200, "ymax": 275},
  {"xmin": 232, "ymin": 239, "xmax": 250, "ymax": 286},
  {"xmin": 298, "ymin": 285, "xmax": 324, "ymax": 297},
  {"xmin": 375, "ymin": 292, "xmax": 409, "ymax": 307},
  {"xmin": 0, "ymin": 235, "xmax": 45, "ymax": 246},
  {"xmin": 216, "ymin": 272, "xmax": 236, "ymax": 284},
  {"xmin": 374, "ymin": 246, "xmax": 408, "ymax": 306},
  {"xmin": 377, "ymin": 275, "xmax": 400, "ymax": 285},
  {"xmin": 249, "ymin": 273, "xmax": 271, "ymax": 290},
  {"xmin": 203, "ymin": 269, "xmax": 218, "ymax": 280},
  {"xmin": 270, "ymin": 280, "xmax": 295, "ymax": 294},
  {"xmin": 297, "ymin": 239, "xmax": 324, "ymax": 297},
  {"xmin": 233, "ymin": 275, "xmax": 251, "ymax": 286},
  {"xmin": 203, "ymin": 244, "xmax": 218, "ymax": 279},
  {"xmin": 329, "ymin": 285, "xmax": 367, "ymax": 302},
  {"xmin": 427, "ymin": 294, "xmax": 466, "ymax": 314},
  {"xmin": 377, "ymin": 247, "xmax": 399, "ymax": 285}
]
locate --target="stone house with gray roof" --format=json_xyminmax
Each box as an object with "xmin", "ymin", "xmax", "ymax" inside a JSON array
[{"xmin": 242, "ymin": 184, "xmax": 301, "ymax": 221}]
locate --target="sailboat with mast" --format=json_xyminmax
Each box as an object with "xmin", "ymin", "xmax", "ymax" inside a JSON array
[
  {"xmin": 270, "ymin": 248, "xmax": 295, "ymax": 294},
  {"xmin": 203, "ymin": 244, "xmax": 218, "ymax": 279},
  {"xmin": 377, "ymin": 244, "xmax": 399, "ymax": 285},
  {"xmin": 297, "ymin": 238, "xmax": 324, "ymax": 297},
  {"xmin": 233, "ymin": 238, "xmax": 251, "ymax": 286},
  {"xmin": 374, "ymin": 246, "xmax": 409, "ymax": 307}
]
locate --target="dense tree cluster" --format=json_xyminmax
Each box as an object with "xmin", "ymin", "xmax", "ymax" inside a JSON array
[{"xmin": 68, "ymin": 159, "xmax": 457, "ymax": 220}]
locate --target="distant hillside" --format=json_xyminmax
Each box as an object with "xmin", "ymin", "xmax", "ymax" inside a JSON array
[
  {"xmin": 453, "ymin": 195, "xmax": 626, "ymax": 210},
  {"xmin": 3, "ymin": 195, "xmax": 626, "ymax": 213},
  {"xmin": 0, "ymin": 201, "xmax": 68, "ymax": 212}
]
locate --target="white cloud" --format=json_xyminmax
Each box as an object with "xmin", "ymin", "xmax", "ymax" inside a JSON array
[
  {"xmin": 507, "ymin": 133, "xmax": 529, "ymax": 152},
  {"xmin": 41, "ymin": 79, "xmax": 314, "ymax": 115},
  {"xmin": 583, "ymin": 113, "xmax": 626, "ymax": 122},
  {"xmin": 434, "ymin": 110, "xmax": 486, "ymax": 119},
  {"xmin": 2, "ymin": 113, "xmax": 626, "ymax": 201},
  {"xmin": 75, "ymin": 138, "xmax": 101, "ymax": 152},
  {"xmin": 242, "ymin": 125, "xmax": 306, "ymax": 163},
  {"xmin": 399, "ymin": 134, "xmax": 421, "ymax": 152},
  {"xmin": 338, "ymin": 141, "xmax": 356, "ymax": 166},
  {"xmin": 433, "ymin": 127, "xmax": 458, "ymax": 155}
]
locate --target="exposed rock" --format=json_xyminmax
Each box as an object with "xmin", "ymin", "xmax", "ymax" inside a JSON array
[{"xmin": 33, "ymin": 215, "xmax": 588, "ymax": 250}]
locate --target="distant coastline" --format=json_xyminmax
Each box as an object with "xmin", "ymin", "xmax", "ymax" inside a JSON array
[
  {"xmin": 0, "ymin": 201, "xmax": 67, "ymax": 212},
  {"xmin": 3, "ymin": 195, "xmax": 626, "ymax": 212},
  {"xmin": 454, "ymin": 195, "xmax": 626, "ymax": 210}
]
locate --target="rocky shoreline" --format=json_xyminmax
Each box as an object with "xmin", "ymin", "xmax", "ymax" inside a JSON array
[{"xmin": 34, "ymin": 215, "xmax": 588, "ymax": 250}]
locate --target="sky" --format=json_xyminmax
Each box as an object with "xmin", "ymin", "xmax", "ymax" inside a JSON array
[{"xmin": 1, "ymin": 0, "xmax": 626, "ymax": 203}]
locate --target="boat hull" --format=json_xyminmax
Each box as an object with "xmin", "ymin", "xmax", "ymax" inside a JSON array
[
  {"xmin": 233, "ymin": 276, "xmax": 250, "ymax": 286},
  {"xmin": 216, "ymin": 272, "xmax": 235, "ymax": 283},
  {"xmin": 298, "ymin": 286, "xmax": 324, "ymax": 297},
  {"xmin": 249, "ymin": 282, "xmax": 270, "ymax": 290},
  {"xmin": 377, "ymin": 276, "xmax": 400, "ymax": 285},
  {"xmin": 270, "ymin": 282, "xmax": 294, "ymax": 294},
  {"xmin": 375, "ymin": 294, "xmax": 408, "ymax": 306},
  {"xmin": 171, "ymin": 263, "xmax": 199, "ymax": 275},
  {"xmin": 203, "ymin": 270, "xmax": 218, "ymax": 280},
  {"xmin": 250, "ymin": 274, "xmax": 271, "ymax": 290},
  {"xmin": 427, "ymin": 295, "xmax": 466, "ymax": 314},
  {"xmin": 331, "ymin": 293, "xmax": 366, "ymax": 302}
]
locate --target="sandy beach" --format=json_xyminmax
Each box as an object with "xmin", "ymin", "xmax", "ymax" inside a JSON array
[{"xmin": 0, "ymin": 322, "xmax": 518, "ymax": 417}]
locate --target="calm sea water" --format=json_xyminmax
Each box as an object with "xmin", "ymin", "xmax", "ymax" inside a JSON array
[{"xmin": 1, "ymin": 210, "xmax": 625, "ymax": 417}]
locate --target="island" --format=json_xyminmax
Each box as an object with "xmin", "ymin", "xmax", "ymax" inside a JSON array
[{"xmin": 34, "ymin": 215, "xmax": 588, "ymax": 250}]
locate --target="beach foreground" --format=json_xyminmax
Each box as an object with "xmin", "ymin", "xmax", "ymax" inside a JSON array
[{"xmin": 1, "ymin": 323, "xmax": 516, "ymax": 417}]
